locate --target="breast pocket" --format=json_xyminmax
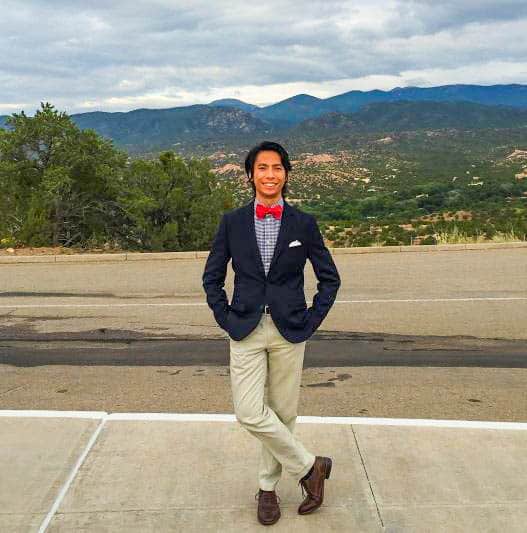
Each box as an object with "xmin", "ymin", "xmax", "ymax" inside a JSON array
[{"xmin": 283, "ymin": 242, "xmax": 307, "ymax": 268}]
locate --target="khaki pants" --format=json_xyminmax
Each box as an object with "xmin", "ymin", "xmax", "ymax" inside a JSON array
[{"xmin": 229, "ymin": 313, "xmax": 315, "ymax": 491}]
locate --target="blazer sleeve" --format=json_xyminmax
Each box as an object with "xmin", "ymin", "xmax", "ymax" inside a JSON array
[
  {"xmin": 202, "ymin": 213, "xmax": 231, "ymax": 328},
  {"xmin": 307, "ymin": 214, "xmax": 341, "ymax": 330}
]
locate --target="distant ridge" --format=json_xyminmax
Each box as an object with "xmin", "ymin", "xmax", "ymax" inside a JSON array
[
  {"xmin": 209, "ymin": 98, "xmax": 260, "ymax": 113},
  {"xmin": 2, "ymin": 84, "xmax": 527, "ymax": 152},
  {"xmin": 254, "ymin": 84, "xmax": 527, "ymax": 124},
  {"xmin": 289, "ymin": 100, "xmax": 527, "ymax": 138},
  {"xmin": 320, "ymin": 83, "xmax": 527, "ymax": 115},
  {"xmin": 253, "ymin": 93, "xmax": 324, "ymax": 127},
  {"xmin": 71, "ymin": 104, "xmax": 272, "ymax": 152}
]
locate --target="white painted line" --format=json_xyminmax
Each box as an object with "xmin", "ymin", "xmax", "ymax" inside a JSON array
[
  {"xmin": 107, "ymin": 412, "xmax": 237, "ymax": 422},
  {"xmin": 1, "ymin": 296, "xmax": 527, "ymax": 309},
  {"xmin": 339, "ymin": 297, "xmax": 527, "ymax": 304},
  {"xmin": 298, "ymin": 416, "xmax": 527, "ymax": 430},
  {"xmin": 105, "ymin": 412, "xmax": 527, "ymax": 430},
  {"xmin": 38, "ymin": 416, "xmax": 107, "ymax": 533},
  {"xmin": 0, "ymin": 410, "xmax": 106, "ymax": 419},
  {"xmin": 2, "ymin": 410, "xmax": 526, "ymax": 430},
  {"xmin": 0, "ymin": 303, "xmax": 208, "ymax": 308}
]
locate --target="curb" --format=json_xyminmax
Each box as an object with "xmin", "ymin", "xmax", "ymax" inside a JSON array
[{"xmin": 0, "ymin": 241, "xmax": 526, "ymax": 264}]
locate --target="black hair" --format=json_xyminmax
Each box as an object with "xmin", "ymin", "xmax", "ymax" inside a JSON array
[{"xmin": 244, "ymin": 141, "xmax": 292, "ymax": 198}]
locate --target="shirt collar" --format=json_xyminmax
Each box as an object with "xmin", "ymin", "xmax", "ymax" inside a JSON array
[{"xmin": 254, "ymin": 196, "xmax": 284, "ymax": 214}]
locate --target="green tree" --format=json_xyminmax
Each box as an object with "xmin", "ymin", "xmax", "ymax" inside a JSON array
[
  {"xmin": 0, "ymin": 102, "xmax": 127, "ymax": 247},
  {"xmin": 118, "ymin": 151, "xmax": 235, "ymax": 251}
]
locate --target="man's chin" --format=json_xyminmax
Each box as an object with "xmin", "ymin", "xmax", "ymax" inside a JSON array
[{"xmin": 257, "ymin": 190, "xmax": 282, "ymax": 201}]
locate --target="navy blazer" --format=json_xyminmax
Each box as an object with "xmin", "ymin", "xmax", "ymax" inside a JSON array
[{"xmin": 202, "ymin": 198, "xmax": 341, "ymax": 343}]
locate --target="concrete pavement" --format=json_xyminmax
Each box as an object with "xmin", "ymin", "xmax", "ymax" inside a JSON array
[{"xmin": 2, "ymin": 411, "xmax": 527, "ymax": 532}]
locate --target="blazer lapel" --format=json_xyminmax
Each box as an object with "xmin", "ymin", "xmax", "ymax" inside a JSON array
[
  {"xmin": 243, "ymin": 198, "xmax": 295, "ymax": 279},
  {"xmin": 244, "ymin": 201, "xmax": 266, "ymax": 278},
  {"xmin": 268, "ymin": 200, "xmax": 294, "ymax": 276}
]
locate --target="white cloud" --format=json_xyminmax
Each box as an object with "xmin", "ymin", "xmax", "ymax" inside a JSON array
[{"xmin": 0, "ymin": 0, "xmax": 526, "ymax": 114}]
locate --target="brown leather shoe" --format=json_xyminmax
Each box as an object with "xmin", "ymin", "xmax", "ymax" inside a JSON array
[
  {"xmin": 256, "ymin": 489, "xmax": 281, "ymax": 525},
  {"xmin": 298, "ymin": 456, "xmax": 332, "ymax": 515}
]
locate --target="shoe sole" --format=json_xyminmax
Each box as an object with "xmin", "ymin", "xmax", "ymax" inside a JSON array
[{"xmin": 258, "ymin": 512, "xmax": 281, "ymax": 526}]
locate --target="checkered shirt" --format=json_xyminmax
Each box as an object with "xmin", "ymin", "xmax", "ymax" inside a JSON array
[{"xmin": 253, "ymin": 196, "xmax": 283, "ymax": 276}]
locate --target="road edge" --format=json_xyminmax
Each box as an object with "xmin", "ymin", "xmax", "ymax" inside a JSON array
[{"xmin": 1, "ymin": 241, "xmax": 526, "ymax": 264}]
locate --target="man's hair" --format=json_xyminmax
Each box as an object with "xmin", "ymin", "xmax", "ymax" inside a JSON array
[{"xmin": 244, "ymin": 141, "xmax": 292, "ymax": 198}]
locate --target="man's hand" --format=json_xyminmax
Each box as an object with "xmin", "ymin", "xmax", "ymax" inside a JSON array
[
  {"xmin": 307, "ymin": 215, "xmax": 341, "ymax": 332},
  {"xmin": 202, "ymin": 214, "xmax": 231, "ymax": 328}
]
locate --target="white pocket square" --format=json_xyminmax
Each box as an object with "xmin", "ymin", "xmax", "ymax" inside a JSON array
[{"xmin": 288, "ymin": 240, "xmax": 302, "ymax": 247}]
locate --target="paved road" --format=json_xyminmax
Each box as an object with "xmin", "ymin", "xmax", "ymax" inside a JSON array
[
  {"xmin": 1, "ymin": 247, "xmax": 526, "ymax": 420},
  {"xmin": 1, "ymin": 247, "xmax": 526, "ymax": 342},
  {"xmin": 1, "ymin": 333, "xmax": 526, "ymax": 368}
]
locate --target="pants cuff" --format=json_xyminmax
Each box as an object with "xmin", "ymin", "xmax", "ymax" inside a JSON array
[
  {"xmin": 297, "ymin": 456, "xmax": 316, "ymax": 482},
  {"xmin": 259, "ymin": 482, "xmax": 278, "ymax": 491}
]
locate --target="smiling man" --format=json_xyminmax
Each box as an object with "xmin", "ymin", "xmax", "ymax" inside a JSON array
[{"xmin": 202, "ymin": 141, "xmax": 341, "ymax": 525}]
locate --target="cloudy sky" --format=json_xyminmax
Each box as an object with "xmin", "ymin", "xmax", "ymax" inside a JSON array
[{"xmin": 2, "ymin": 0, "xmax": 527, "ymax": 115}]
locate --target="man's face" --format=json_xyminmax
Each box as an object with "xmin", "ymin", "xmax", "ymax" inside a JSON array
[{"xmin": 252, "ymin": 150, "xmax": 287, "ymax": 204}]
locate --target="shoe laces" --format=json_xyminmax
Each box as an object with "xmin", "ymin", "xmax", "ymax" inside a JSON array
[{"xmin": 299, "ymin": 478, "xmax": 313, "ymax": 499}]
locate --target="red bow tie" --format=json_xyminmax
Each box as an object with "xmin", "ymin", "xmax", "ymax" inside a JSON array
[{"xmin": 256, "ymin": 203, "xmax": 283, "ymax": 220}]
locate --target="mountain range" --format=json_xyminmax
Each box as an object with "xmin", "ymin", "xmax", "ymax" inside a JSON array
[
  {"xmin": 2, "ymin": 84, "xmax": 527, "ymax": 153},
  {"xmin": 213, "ymin": 84, "xmax": 527, "ymax": 127}
]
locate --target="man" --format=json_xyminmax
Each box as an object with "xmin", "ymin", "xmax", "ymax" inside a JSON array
[{"xmin": 202, "ymin": 141, "xmax": 341, "ymax": 525}]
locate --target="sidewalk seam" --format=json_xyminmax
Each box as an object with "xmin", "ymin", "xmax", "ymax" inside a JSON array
[
  {"xmin": 350, "ymin": 424, "xmax": 385, "ymax": 530},
  {"xmin": 37, "ymin": 414, "xmax": 108, "ymax": 532}
]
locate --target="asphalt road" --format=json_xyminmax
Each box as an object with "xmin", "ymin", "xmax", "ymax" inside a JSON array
[
  {"xmin": 1, "ymin": 247, "xmax": 526, "ymax": 344},
  {"xmin": 1, "ymin": 333, "xmax": 526, "ymax": 368},
  {"xmin": 1, "ymin": 247, "xmax": 526, "ymax": 419}
]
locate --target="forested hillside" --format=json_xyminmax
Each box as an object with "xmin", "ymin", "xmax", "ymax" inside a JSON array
[{"xmin": 1, "ymin": 93, "xmax": 526, "ymax": 250}]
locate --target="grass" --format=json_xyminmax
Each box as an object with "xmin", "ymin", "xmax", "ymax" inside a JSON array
[{"xmin": 434, "ymin": 225, "xmax": 526, "ymax": 244}]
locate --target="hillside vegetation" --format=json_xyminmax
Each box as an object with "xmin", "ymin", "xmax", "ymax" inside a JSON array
[
  {"xmin": 0, "ymin": 104, "xmax": 235, "ymax": 252},
  {"xmin": 1, "ymin": 90, "xmax": 526, "ymax": 250}
]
